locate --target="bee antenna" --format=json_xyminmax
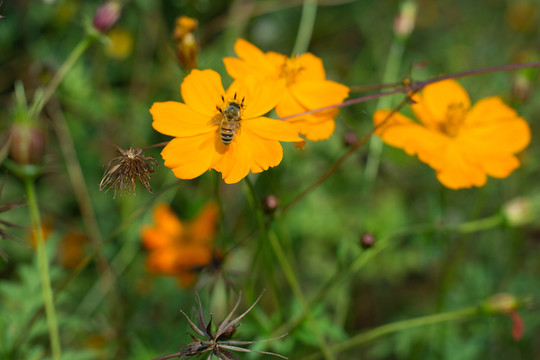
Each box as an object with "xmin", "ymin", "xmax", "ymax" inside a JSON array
[
  {"xmin": 234, "ymin": 93, "xmax": 237, "ymax": 100},
  {"xmin": 216, "ymin": 105, "xmax": 222, "ymax": 113},
  {"xmin": 221, "ymin": 95, "xmax": 225, "ymax": 102}
]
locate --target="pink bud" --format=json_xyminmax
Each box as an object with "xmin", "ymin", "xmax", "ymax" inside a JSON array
[{"xmin": 93, "ymin": 1, "xmax": 121, "ymax": 33}]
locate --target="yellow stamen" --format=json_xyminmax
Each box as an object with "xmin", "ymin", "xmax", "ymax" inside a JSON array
[{"xmin": 438, "ymin": 102, "xmax": 466, "ymax": 137}]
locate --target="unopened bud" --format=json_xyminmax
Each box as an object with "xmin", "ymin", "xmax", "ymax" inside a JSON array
[
  {"xmin": 93, "ymin": 1, "xmax": 121, "ymax": 33},
  {"xmin": 173, "ymin": 16, "xmax": 199, "ymax": 70},
  {"xmin": 360, "ymin": 232, "xmax": 376, "ymax": 249},
  {"xmin": 512, "ymin": 72, "xmax": 532, "ymax": 102},
  {"xmin": 394, "ymin": 1, "xmax": 417, "ymax": 39},
  {"xmin": 483, "ymin": 293, "xmax": 518, "ymax": 315},
  {"xmin": 262, "ymin": 195, "xmax": 280, "ymax": 214},
  {"xmin": 10, "ymin": 123, "xmax": 46, "ymax": 165},
  {"xmin": 502, "ymin": 195, "xmax": 540, "ymax": 227},
  {"xmin": 343, "ymin": 131, "xmax": 358, "ymax": 147}
]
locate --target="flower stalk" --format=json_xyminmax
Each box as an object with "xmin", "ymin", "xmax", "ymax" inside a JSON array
[
  {"xmin": 29, "ymin": 33, "xmax": 97, "ymax": 118},
  {"xmin": 24, "ymin": 178, "xmax": 62, "ymax": 360},
  {"xmin": 302, "ymin": 306, "xmax": 480, "ymax": 360},
  {"xmin": 363, "ymin": 0, "xmax": 416, "ymax": 192},
  {"xmin": 292, "ymin": 0, "xmax": 318, "ymax": 55}
]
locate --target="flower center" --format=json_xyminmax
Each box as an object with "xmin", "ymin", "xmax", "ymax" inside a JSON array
[
  {"xmin": 438, "ymin": 102, "xmax": 466, "ymax": 137},
  {"xmin": 279, "ymin": 56, "xmax": 304, "ymax": 85}
]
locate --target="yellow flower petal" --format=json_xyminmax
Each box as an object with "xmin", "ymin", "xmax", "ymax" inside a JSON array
[
  {"xmin": 467, "ymin": 153, "xmax": 521, "ymax": 178},
  {"xmin": 227, "ymin": 77, "xmax": 284, "ymax": 119},
  {"xmin": 211, "ymin": 135, "xmax": 251, "ymax": 184},
  {"xmin": 241, "ymin": 128, "xmax": 284, "ymax": 172},
  {"xmin": 436, "ymin": 142, "xmax": 487, "ymax": 189},
  {"xmin": 181, "ymin": 69, "xmax": 225, "ymax": 117},
  {"xmin": 293, "ymin": 117, "xmax": 335, "ymax": 141},
  {"xmin": 290, "ymin": 80, "xmax": 349, "ymax": 110},
  {"xmin": 161, "ymin": 135, "xmax": 215, "ymax": 179},
  {"xmin": 243, "ymin": 117, "xmax": 303, "ymax": 142},
  {"xmin": 461, "ymin": 97, "xmax": 531, "ymax": 153},
  {"xmin": 295, "ymin": 52, "xmax": 326, "ymax": 82},
  {"xmin": 374, "ymin": 109, "xmax": 450, "ymax": 170},
  {"xmin": 223, "ymin": 38, "xmax": 277, "ymax": 78},
  {"xmin": 150, "ymin": 101, "xmax": 214, "ymax": 137},
  {"xmin": 411, "ymin": 79, "xmax": 471, "ymax": 128}
]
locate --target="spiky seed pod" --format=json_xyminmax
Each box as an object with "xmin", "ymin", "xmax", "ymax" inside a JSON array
[{"xmin": 99, "ymin": 146, "xmax": 158, "ymax": 198}]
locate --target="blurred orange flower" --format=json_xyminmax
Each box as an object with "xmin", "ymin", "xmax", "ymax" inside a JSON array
[
  {"xmin": 150, "ymin": 69, "xmax": 302, "ymax": 184},
  {"xmin": 58, "ymin": 231, "xmax": 88, "ymax": 269},
  {"xmin": 223, "ymin": 39, "xmax": 350, "ymax": 141},
  {"xmin": 141, "ymin": 202, "xmax": 220, "ymax": 287},
  {"xmin": 374, "ymin": 79, "xmax": 531, "ymax": 189}
]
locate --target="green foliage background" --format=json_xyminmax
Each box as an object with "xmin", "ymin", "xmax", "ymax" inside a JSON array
[{"xmin": 1, "ymin": 0, "xmax": 539, "ymax": 359}]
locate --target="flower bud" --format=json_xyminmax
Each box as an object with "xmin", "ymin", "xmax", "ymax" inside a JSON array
[
  {"xmin": 173, "ymin": 16, "xmax": 199, "ymax": 70},
  {"xmin": 483, "ymin": 293, "xmax": 519, "ymax": 315},
  {"xmin": 502, "ymin": 195, "xmax": 540, "ymax": 227},
  {"xmin": 343, "ymin": 131, "xmax": 358, "ymax": 147},
  {"xmin": 512, "ymin": 72, "xmax": 532, "ymax": 102},
  {"xmin": 262, "ymin": 195, "xmax": 280, "ymax": 214},
  {"xmin": 360, "ymin": 232, "xmax": 376, "ymax": 249},
  {"xmin": 9, "ymin": 123, "xmax": 46, "ymax": 165},
  {"xmin": 394, "ymin": 0, "xmax": 417, "ymax": 39},
  {"xmin": 93, "ymin": 1, "xmax": 121, "ymax": 33}
]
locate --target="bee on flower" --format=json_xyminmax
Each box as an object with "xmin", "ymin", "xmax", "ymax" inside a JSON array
[
  {"xmin": 373, "ymin": 79, "xmax": 531, "ymax": 189},
  {"xmin": 150, "ymin": 69, "xmax": 303, "ymax": 184},
  {"xmin": 223, "ymin": 39, "xmax": 350, "ymax": 141}
]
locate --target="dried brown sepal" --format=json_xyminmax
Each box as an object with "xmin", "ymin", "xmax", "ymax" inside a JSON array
[
  {"xmin": 152, "ymin": 291, "xmax": 288, "ymax": 360},
  {"xmin": 99, "ymin": 145, "xmax": 158, "ymax": 199}
]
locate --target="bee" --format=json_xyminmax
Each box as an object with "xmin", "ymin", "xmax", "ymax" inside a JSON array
[{"xmin": 208, "ymin": 94, "xmax": 245, "ymax": 145}]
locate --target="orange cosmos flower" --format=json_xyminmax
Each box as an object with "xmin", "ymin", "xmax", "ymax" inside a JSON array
[
  {"xmin": 223, "ymin": 39, "xmax": 350, "ymax": 141},
  {"xmin": 141, "ymin": 202, "xmax": 221, "ymax": 287},
  {"xmin": 374, "ymin": 79, "xmax": 531, "ymax": 189},
  {"xmin": 150, "ymin": 69, "xmax": 302, "ymax": 184}
]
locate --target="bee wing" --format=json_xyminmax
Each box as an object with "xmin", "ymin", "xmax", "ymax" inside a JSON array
[{"xmin": 207, "ymin": 113, "xmax": 223, "ymax": 126}]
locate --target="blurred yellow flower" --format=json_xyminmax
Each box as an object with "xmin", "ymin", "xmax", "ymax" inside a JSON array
[
  {"xmin": 223, "ymin": 39, "xmax": 349, "ymax": 141},
  {"xmin": 150, "ymin": 69, "xmax": 302, "ymax": 184},
  {"xmin": 141, "ymin": 202, "xmax": 220, "ymax": 287},
  {"xmin": 106, "ymin": 28, "xmax": 134, "ymax": 60},
  {"xmin": 374, "ymin": 79, "xmax": 531, "ymax": 189}
]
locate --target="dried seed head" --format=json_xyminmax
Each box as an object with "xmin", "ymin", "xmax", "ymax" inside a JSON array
[
  {"xmin": 99, "ymin": 145, "xmax": 158, "ymax": 199},
  {"xmin": 152, "ymin": 291, "xmax": 288, "ymax": 360}
]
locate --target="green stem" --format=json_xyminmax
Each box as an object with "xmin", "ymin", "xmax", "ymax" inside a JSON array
[
  {"xmin": 242, "ymin": 178, "xmax": 335, "ymax": 360},
  {"xmin": 454, "ymin": 213, "xmax": 504, "ymax": 234},
  {"xmin": 267, "ymin": 231, "xmax": 335, "ymax": 360},
  {"xmin": 24, "ymin": 178, "xmax": 62, "ymax": 360},
  {"xmin": 363, "ymin": 27, "xmax": 408, "ymax": 192},
  {"xmin": 292, "ymin": 0, "xmax": 318, "ymax": 54},
  {"xmin": 30, "ymin": 34, "xmax": 96, "ymax": 117},
  {"xmin": 303, "ymin": 306, "xmax": 479, "ymax": 360}
]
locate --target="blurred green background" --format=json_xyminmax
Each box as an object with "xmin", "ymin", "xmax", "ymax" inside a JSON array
[{"xmin": 1, "ymin": 0, "xmax": 539, "ymax": 359}]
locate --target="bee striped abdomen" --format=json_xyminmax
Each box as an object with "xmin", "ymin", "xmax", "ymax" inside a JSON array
[{"xmin": 220, "ymin": 126, "xmax": 235, "ymax": 145}]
